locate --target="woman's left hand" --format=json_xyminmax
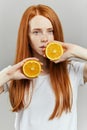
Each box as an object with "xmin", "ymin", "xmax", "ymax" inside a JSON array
[{"xmin": 52, "ymin": 42, "xmax": 75, "ymax": 63}]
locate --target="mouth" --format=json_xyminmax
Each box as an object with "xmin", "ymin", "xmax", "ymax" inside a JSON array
[{"xmin": 39, "ymin": 45, "xmax": 45, "ymax": 49}]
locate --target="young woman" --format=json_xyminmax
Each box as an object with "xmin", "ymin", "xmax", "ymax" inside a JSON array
[{"xmin": 0, "ymin": 4, "xmax": 87, "ymax": 130}]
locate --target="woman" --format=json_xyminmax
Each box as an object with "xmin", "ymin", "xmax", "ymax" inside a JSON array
[{"xmin": 0, "ymin": 4, "xmax": 87, "ymax": 130}]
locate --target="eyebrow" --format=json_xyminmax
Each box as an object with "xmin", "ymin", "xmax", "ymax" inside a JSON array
[
  {"xmin": 32, "ymin": 28, "xmax": 42, "ymax": 31},
  {"xmin": 31, "ymin": 28, "xmax": 53, "ymax": 31}
]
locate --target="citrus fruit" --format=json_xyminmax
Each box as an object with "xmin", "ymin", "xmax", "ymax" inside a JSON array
[
  {"xmin": 45, "ymin": 42, "xmax": 63, "ymax": 60},
  {"xmin": 23, "ymin": 60, "xmax": 41, "ymax": 78}
]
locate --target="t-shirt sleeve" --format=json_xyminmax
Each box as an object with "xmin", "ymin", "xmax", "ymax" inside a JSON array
[{"xmin": 70, "ymin": 61, "xmax": 85, "ymax": 86}]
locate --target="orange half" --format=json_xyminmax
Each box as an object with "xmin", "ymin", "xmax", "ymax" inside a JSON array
[
  {"xmin": 23, "ymin": 60, "xmax": 41, "ymax": 78},
  {"xmin": 45, "ymin": 42, "xmax": 63, "ymax": 60}
]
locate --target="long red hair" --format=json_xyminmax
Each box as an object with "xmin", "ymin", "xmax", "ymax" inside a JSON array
[{"xmin": 9, "ymin": 4, "xmax": 72, "ymax": 119}]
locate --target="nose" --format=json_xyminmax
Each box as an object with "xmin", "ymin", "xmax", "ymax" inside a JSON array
[{"xmin": 41, "ymin": 33, "xmax": 48, "ymax": 43}]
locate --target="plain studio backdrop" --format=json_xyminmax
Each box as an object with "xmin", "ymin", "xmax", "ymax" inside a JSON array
[{"xmin": 0, "ymin": 0, "xmax": 87, "ymax": 130}]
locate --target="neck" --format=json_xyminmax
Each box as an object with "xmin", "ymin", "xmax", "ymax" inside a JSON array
[{"xmin": 33, "ymin": 52, "xmax": 49, "ymax": 75}]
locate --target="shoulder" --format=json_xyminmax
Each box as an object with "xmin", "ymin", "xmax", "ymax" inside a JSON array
[
  {"xmin": 68, "ymin": 60, "xmax": 85, "ymax": 73},
  {"xmin": 68, "ymin": 60, "xmax": 85, "ymax": 86}
]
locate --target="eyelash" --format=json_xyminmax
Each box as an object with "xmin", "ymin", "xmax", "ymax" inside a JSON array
[
  {"xmin": 32, "ymin": 30, "xmax": 54, "ymax": 35},
  {"xmin": 48, "ymin": 30, "xmax": 54, "ymax": 33},
  {"xmin": 33, "ymin": 31, "xmax": 39, "ymax": 34}
]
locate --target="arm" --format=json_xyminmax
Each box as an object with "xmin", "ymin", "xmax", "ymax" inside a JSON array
[
  {"xmin": 54, "ymin": 42, "xmax": 87, "ymax": 82},
  {"xmin": 0, "ymin": 66, "xmax": 12, "ymax": 93},
  {"xmin": 0, "ymin": 66, "xmax": 12, "ymax": 87},
  {"xmin": 0, "ymin": 62, "xmax": 27, "ymax": 94},
  {"xmin": 0, "ymin": 58, "xmax": 37, "ymax": 94}
]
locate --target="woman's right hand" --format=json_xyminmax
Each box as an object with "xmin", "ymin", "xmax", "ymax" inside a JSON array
[
  {"xmin": 0, "ymin": 58, "xmax": 41, "ymax": 93},
  {"xmin": 0, "ymin": 58, "xmax": 41, "ymax": 87},
  {"xmin": 6, "ymin": 57, "xmax": 40, "ymax": 81}
]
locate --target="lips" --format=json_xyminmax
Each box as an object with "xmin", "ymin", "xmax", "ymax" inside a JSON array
[{"xmin": 39, "ymin": 45, "xmax": 45, "ymax": 48}]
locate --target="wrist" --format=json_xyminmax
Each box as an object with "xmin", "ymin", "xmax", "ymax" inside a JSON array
[
  {"xmin": 0, "ymin": 65, "xmax": 12, "ymax": 86},
  {"xmin": 3, "ymin": 83, "xmax": 9, "ymax": 93}
]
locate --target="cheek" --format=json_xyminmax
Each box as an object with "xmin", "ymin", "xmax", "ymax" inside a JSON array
[
  {"xmin": 50, "ymin": 35, "xmax": 54, "ymax": 40},
  {"xmin": 30, "ymin": 35, "xmax": 40, "ymax": 43},
  {"xmin": 29, "ymin": 35, "xmax": 40, "ymax": 47},
  {"xmin": 30, "ymin": 39, "xmax": 39, "ymax": 52},
  {"xmin": 31, "ymin": 40, "xmax": 38, "ymax": 47},
  {"xmin": 30, "ymin": 42, "xmax": 37, "ymax": 50},
  {"xmin": 47, "ymin": 34, "xmax": 54, "ymax": 41}
]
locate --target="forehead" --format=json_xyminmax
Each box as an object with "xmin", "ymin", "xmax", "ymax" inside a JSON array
[{"xmin": 29, "ymin": 15, "xmax": 53, "ymax": 30}]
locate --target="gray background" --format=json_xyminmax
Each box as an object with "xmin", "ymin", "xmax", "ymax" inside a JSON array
[{"xmin": 0, "ymin": 0, "xmax": 87, "ymax": 130}]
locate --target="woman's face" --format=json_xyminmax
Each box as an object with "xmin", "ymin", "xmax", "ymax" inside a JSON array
[{"xmin": 29, "ymin": 15, "xmax": 54, "ymax": 57}]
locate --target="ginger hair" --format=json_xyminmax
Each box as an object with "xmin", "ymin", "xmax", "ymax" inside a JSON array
[{"xmin": 9, "ymin": 4, "xmax": 72, "ymax": 119}]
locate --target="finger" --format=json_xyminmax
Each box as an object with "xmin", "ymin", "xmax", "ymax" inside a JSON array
[
  {"xmin": 40, "ymin": 62, "xmax": 43, "ymax": 66},
  {"xmin": 23, "ymin": 57, "xmax": 39, "ymax": 63},
  {"xmin": 54, "ymin": 59, "xmax": 65, "ymax": 64},
  {"xmin": 41, "ymin": 69, "xmax": 43, "ymax": 72}
]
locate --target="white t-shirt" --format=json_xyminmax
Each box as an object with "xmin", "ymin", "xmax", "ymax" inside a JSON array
[{"xmin": 15, "ymin": 61, "xmax": 85, "ymax": 130}]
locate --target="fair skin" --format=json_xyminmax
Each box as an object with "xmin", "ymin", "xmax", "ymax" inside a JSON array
[
  {"xmin": 59, "ymin": 42, "xmax": 87, "ymax": 82},
  {"xmin": 29, "ymin": 15, "xmax": 87, "ymax": 81},
  {"xmin": 29, "ymin": 15, "xmax": 54, "ymax": 57},
  {"xmin": 0, "ymin": 58, "xmax": 41, "ymax": 93},
  {"xmin": 0, "ymin": 15, "xmax": 87, "ymax": 93},
  {"xmin": 29, "ymin": 15, "xmax": 54, "ymax": 74}
]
